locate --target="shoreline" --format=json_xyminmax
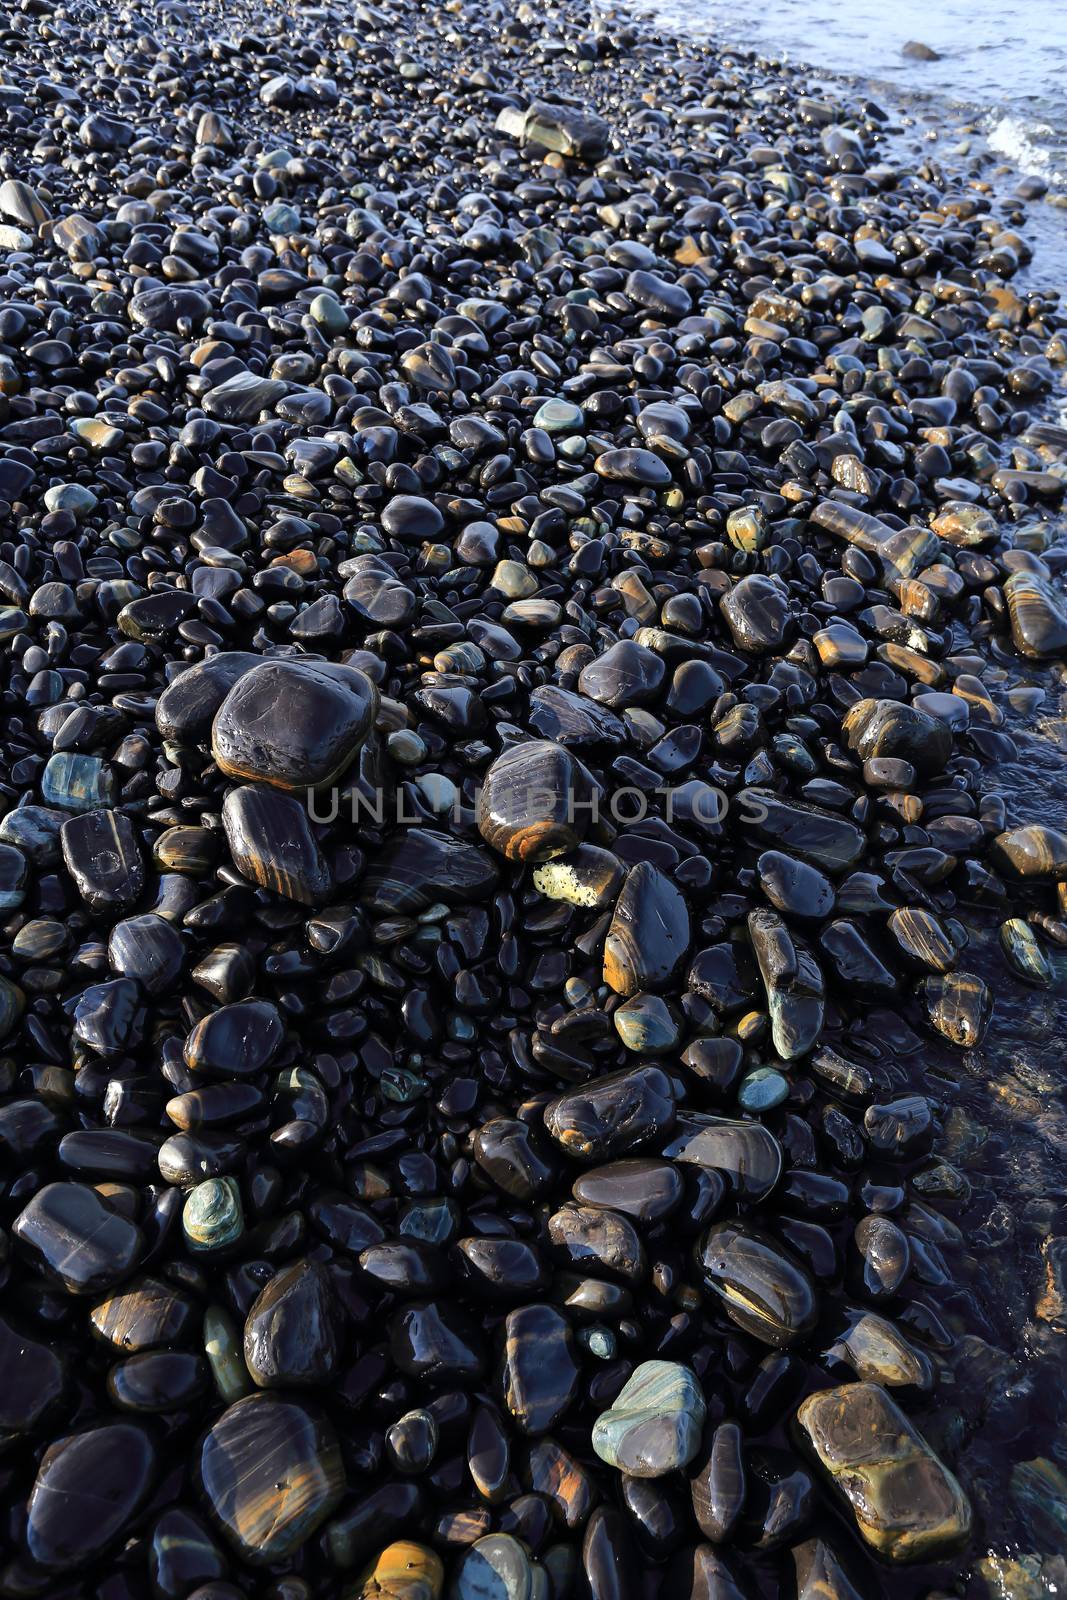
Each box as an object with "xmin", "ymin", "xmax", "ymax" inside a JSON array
[{"xmin": 0, "ymin": 0, "xmax": 1066, "ymax": 1597}]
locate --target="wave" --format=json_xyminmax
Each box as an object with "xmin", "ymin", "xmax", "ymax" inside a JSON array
[{"xmin": 985, "ymin": 112, "xmax": 1067, "ymax": 184}]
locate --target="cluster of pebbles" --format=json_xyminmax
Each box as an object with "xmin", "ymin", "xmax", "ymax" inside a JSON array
[{"xmin": 1, "ymin": 0, "xmax": 1066, "ymax": 1595}]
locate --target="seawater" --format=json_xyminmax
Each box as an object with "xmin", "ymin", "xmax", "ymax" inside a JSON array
[{"xmin": 632, "ymin": 0, "xmax": 1067, "ymax": 188}]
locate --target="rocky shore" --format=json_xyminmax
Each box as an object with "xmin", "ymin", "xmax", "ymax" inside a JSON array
[{"xmin": 1, "ymin": 0, "xmax": 1066, "ymax": 1597}]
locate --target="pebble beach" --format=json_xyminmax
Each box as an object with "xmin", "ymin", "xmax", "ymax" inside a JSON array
[{"xmin": 1, "ymin": 1, "xmax": 1066, "ymax": 1598}]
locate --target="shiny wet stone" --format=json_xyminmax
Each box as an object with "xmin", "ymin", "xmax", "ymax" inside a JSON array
[
  {"xmin": 198, "ymin": 1394, "xmax": 344, "ymax": 1564},
  {"xmin": 592, "ymin": 1360, "xmax": 706, "ymax": 1477},
  {"xmin": 795, "ymin": 1382, "xmax": 972, "ymax": 1563},
  {"xmin": 14, "ymin": 1181, "xmax": 143, "ymax": 1295},
  {"xmin": 222, "ymin": 784, "xmax": 331, "ymax": 904},
  {"xmin": 354, "ymin": 1540, "xmax": 444, "ymax": 1600},
  {"xmin": 244, "ymin": 1260, "xmax": 341, "ymax": 1388},
  {"xmin": 212, "ymin": 658, "xmax": 378, "ymax": 792},
  {"xmin": 545, "ymin": 1065, "xmax": 675, "ymax": 1160},
  {"xmin": 26, "ymin": 1421, "xmax": 156, "ymax": 1570},
  {"xmin": 699, "ymin": 1221, "xmax": 818, "ymax": 1346},
  {"xmin": 603, "ymin": 862, "xmax": 691, "ymax": 996},
  {"xmin": 0, "ymin": 1310, "xmax": 67, "ymax": 1438},
  {"xmin": 502, "ymin": 1304, "xmax": 580, "ymax": 1434},
  {"xmin": 477, "ymin": 740, "xmax": 596, "ymax": 862}
]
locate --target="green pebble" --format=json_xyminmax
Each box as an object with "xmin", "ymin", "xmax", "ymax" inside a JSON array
[
  {"xmin": 203, "ymin": 1305, "xmax": 252, "ymax": 1402},
  {"xmin": 738, "ymin": 1065, "xmax": 789, "ymax": 1113},
  {"xmin": 183, "ymin": 1177, "xmax": 243, "ymax": 1254},
  {"xmin": 533, "ymin": 397, "xmax": 585, "ymax": 433},
  {"xmin": 43, "ymin": 483, "xmax": 96, "ymax": 515},
  {"xmin": 613, "ymin": 993, "xmax": 680, "ymax": 1054},
  {"xmin": 309, "ymin": 292, "xmax": 348, "ymax": 333}
]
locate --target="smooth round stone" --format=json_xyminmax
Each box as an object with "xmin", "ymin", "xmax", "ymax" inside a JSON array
[
  {"xmin": 1003, "ymin": 569, "xmax": 1067, "ymax": 657},
  {"xmin": 457, "ymin": 1237, "xmax": 547, "ymax": 1299},
  {"xmin": 58, "ymin": 1128, "xmax": 161, "ymax": 1182},
  {"xmin": 603, "ymin": 862, "xmax": 691, "ymax": 996},
  {"xmin": 592, "ymin": 1360, "xmax": 706, "ymax": 1477},
  {"xmin": 792, "ymin": 1537, "xmax": 866, "ymax": 1600},
  {"xmin": 991, "ymin": 825, "xmax": 1067, "ymax": 880},
  {"xmin": 212, "ymin": 659, "xmax": 378, "ymax": 791},
  {"xmin": 449, "ymin": 1533, "xmax": 533, "ymax": 1600},
  {"xmin": 886, "ymin": 907, "xmax": 957, "ymax": 974},
  {"xmin": 757, "ymin": 851, "xmax": 835, "ymax": 922},
  {"xmin": 360, "ymin": 829, "xmax": 498, "ymax": 915},
  {"xmin": 1000, "ymin": 917, "xmax": 1053, "ymax": 984},
  {"xmin": 454, "ymin": 521, "xmax": 499, "ymax": 566},
  {"xmin": 385, "ymin": 731, "xmax": 426, "ymax": 770},
  {"xmin": 738, "ymin": 1066, "xmax": 789, "ymax": 1113},
  {"xmin": 191, "ymin": 943, "xmax": 257, "ymax": 1005},
  {"xmin": 0, "ymin": 973, "xmax": 25, "ymax": 1041},
  {"xmin": 0, "ymin": 842, "xmax": 27, "ymax": 909},
  {"xmin": 528, "ymin": 684, "xmax": 627, "ymax": 747},
  {"xmin": 381, "ymin": 494, "xmax": 445, "ymax": 540},
  {"xmin": 108, "ymin": 1349, "xmax": 209, "ymax": 1412},
  {"xmin": 864, "ymin": 1095, "xmax": 933, "ymax": 1159},
  {"xmin": 0, "ymin": 804, "xmax": 64, "ymax": 862},
  {"xmin": 26, "ymin": 1422, "xmax": 156, "ymax": 1569},
  {"xmin": 198, "ymin": 1394, "xmax": 344, "ymax": 1564},
  {"xmin": 309, "ymin": 291, "xmax": 348, "ymax": 332},
  {"xmin": 691, "ymin": 1420, "xmax": 746, "ymax": 1544},
  {"xmin": 201, "ymin": 371, "xmax": 286, "ymax": 420},
  {"xmin": 386, "ymin": 1410, "xmax": 439, "ymax": 1475},
  {"xmin": 390, "ymin": 1301, "xmax": 484, "ymax": 1382},
  {"xmin": 545, "ymin": 1065, "xmax": 676, "ymax": 1161},
  {"xmin": 919, "ymin": 971, "xmax": 993, "ymax": 1048},
  {"xmin": 41, "ymin": 752, "xmax": 114, "ymax": 811},
  {"xmin": 473, "ymin": 1117, "xmax": 560, "ymax": 1199},
  {"xmin": 155, "ymin": 653, "xmax": 260, "ymax": 742},
  {"xmin": 244, "ymin": 1260, "xmax": 341, "ymax": 1388},
  {"xmin": 726, "ymin": 505, "xmax": 768, "ymax": 552},
  {"xmin": 13, "ymin": 1182, "xmax": 143, "ymax": 1295},
  {"xmin": 502, "ymin": 1304, "xmax": 580, "ymax": 1434},
  {"xmin": 354, "ymin": 1540, "xmax": 444, "ymax": 1600},
  {"xmin": 149, "ymin": 1507, "xmax": 228, "ymax": 1600},
  {"xmin": 532, "ymin": 844, "xmax": 624, "ymax": 908},
  {"xmin": 534, "ymin": 398, "xmax": 584, "ymax": 433},
  {"xmin": 203, "ymin": 1307, "xmax": 252, "ymax": 1405},
  {"xmin": 154, "ymin": 825, "xmax": 220, "ymax": 875},
  {"xmin": 222, "ymin": 785, "xmax": 332, "ymax": 905},
  {"xmin": 0, "ymin": 1311, "xmax": 67, "ymax": 1437},
  {"xmin": 59, "ymin": 806, "xmax": 143, "ymax": 908},
  {"xmin": 183, "ymin": 1178, "xmax": 244, "ymax": 1254},
  {"xmin": 828, "ymin": 1310, "xmax": 933, "ymax": 1392},
  {"xmin": 477, "ymin": 740, "xmax": 595, "ymax": 862},
  {"xmin": 0, "ymin": 1098, "xmax": 63, "ymax": 1163},
  {"xmin": 108, "ymin": 914, "xmax": 184, "ymax": 994},
  {"xmin": 720, "ymin": 574, "xmax": 792, "ymax": 653},
  {"xmin": 594, "ymin": 446, "xmax": 672, "ymax": 486},
  {"xmin": 184, "ymin": 1000, "xmax": 285, "ymax": 1077},
  {"xmin": 578, "ymin": 640, "xmax": 666, "ymax": 709},
  {"xmin": 89, "ymin": 1275, "xmax": 198, "ymax": 1350},
  {"xmin": 699, "ymin": 1221, "xmax": 818, "ymax": 1347},
  {"xmin": 160, "ymin": 1123, "xmax": 246, "ymax": 1181},
  {"xmin": 264, "ymin": 200, "xmax": 300, "ymax": 232},
  {"xmin": 571, "ymin": 1159, "xmax": 684, "ymax": 1223},
  {"xmin": 739, "ymin": 789, "xmax": 866, "ymax": 874},
  {"xmin": 796, "ymin": 1383, "xmax": 971, "ymax": 1563},
  {"xmin": 44, "ymin": 482, "xmax": 96, "ymax": 515},
  {"xmin": 613, "ymin": 993, "xmax": 681, "ymax": 1053},
  {"xmin": 662, "ymin": 1115, "xmax": 782, "ymax": 1201},
  {"xmin": 842, "ymin": 697, "xmax": 952, "ymax": 776}
]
